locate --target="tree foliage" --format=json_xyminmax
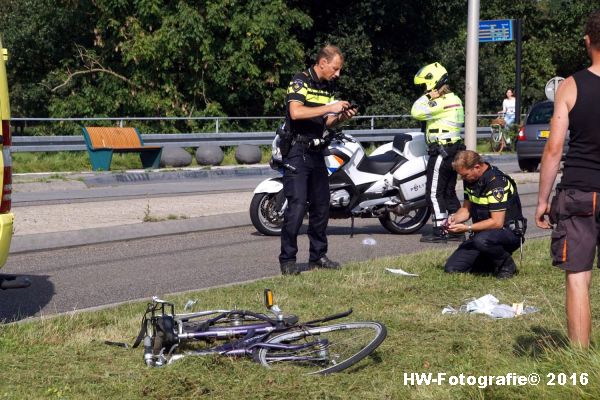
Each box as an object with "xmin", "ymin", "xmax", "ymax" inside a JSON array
[{"xmin": 0, "ymin": 0, "xmax": 598, "ymax": 125}]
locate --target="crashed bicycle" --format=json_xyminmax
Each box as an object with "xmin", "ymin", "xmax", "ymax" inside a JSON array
[{"xmin": 133, "ymin": 289, "xmax": 387, "ymax": 375}]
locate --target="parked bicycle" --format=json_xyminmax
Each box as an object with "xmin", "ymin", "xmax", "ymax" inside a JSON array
[
  {"xmin": 133, "ymin": 290, "xmax": 387, "ymax": 375},
  {"xmin": 489, "ymin": 112, "xmax": 513, "ymax": 153}
]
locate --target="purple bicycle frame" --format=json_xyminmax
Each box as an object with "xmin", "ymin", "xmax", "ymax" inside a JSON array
[{"xmin": 177, "ymin": 322, "xmax": 323, "ymax": 358}]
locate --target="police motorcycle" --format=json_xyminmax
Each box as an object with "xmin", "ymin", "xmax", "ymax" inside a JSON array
[{"xmin": 249, "ymin": 127, "xmax": 431, "ymax": 236}]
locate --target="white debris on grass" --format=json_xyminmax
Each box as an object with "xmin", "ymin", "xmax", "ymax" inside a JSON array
[
  {"xmin": 442, "ymin": 294, "xmax": 539, "ymax": 319},
  {"xmin": 385, "ymin": 267, "xmax": 419, "ymax": 277},
  {"xmin": 184, "ymin": 299, "xmax": 198, "ymax": 311}
]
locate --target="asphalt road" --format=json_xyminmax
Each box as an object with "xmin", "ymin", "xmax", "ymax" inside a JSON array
[
  {"xmin": 0, "ymin": 154, "xmax": 548, "ymax": 322},
  {"xmin": 0, "ymin": 182, "xmax": 548, "ymax": 323},
  {"xmin": 12, "ymin": 156, "xmax": 522, "ymax": 205}
]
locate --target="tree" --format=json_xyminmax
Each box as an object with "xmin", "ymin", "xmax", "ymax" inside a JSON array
[
  {"xmin": 1, "ymin": 0, "xmax": 597, "ymax": 125},
  {"xmin": 47, "ymin": 0, "xmax": 312, "ymax": 122},
  {"xmin": 0, "ymin": 0, "xmax": 94, "ymax": 117},
  {"xmin": 479, "ymin": 0, "xmax": 596, "ymax": 112}
]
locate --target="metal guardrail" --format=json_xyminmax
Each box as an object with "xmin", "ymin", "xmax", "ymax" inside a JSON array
[
  {"xmin": 13, "ymin": 114, "xmax": 476, "ymax": 134},
  {"xmin": 11, "ymin": 128, "xmax": 493, "ymax": 152}
]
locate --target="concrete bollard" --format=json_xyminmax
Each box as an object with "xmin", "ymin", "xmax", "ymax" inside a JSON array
[
  {"xmin": 160, "ymin": 146, "xmax": 193, "ymax": 168},
  {"xmin": 235, "ymin": 144, "xmax": 262, "ymax": 164},
  {"xmin": 195, "ymin": 144, "xmax": 224, "ymax": 166}
]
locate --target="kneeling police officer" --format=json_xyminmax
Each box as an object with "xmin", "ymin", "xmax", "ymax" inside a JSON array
[{"xmin": 444, "ymin": 150, "xmax": 526, "ymax": 279}]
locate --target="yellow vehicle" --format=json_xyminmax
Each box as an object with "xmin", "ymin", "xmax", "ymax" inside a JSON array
[{"xmin": 0, "ymin": 37, "xmax": 29, "ymax": 289}]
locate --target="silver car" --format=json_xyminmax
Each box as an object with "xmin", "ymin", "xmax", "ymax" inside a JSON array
[{"xmin": 515, "ymin": 100, "xmax": 568, "ymax": 172}]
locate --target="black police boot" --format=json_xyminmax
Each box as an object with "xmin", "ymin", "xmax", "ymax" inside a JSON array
[
  {"xmin": 419, "ymin": 227, "xmax": 448, "ymax": 243},
  {"xmin": 446, "ymin": 232, "xmax": 465, "ymax": 242},
  {"xmin": 280, "ymin": 261, "xmax": 301, "ymax": 275},
  {"xmin": 496, "ymin": 256, "xmax": 517, "ymax": 279},
  {"xmin": 308, "ymin": 256, "xmax": 341, "ymax": 270}
]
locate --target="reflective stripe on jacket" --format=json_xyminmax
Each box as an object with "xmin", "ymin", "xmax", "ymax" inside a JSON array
[{"xmin": 411, "ymin": 92, "xmax": 464, "ymax": 144}]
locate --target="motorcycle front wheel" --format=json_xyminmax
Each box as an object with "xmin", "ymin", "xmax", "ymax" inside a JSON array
[
  {"xmin": 249, "ymin": 192, "xmax": 285, "ymax": 236},
  {"xmin": 379, "ymin": 206, "xmax": 430, "ymax": 234}
]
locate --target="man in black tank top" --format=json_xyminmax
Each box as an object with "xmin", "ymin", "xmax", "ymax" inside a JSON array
[{"xmin": 536, "ymin": 10, "xmax": 600, "ymax": 349}]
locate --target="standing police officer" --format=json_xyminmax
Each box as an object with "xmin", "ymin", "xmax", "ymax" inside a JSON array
[
  {"xmin": 411, "ymin": 62, "xmax": 465, "ymax": 243},
  {"xmin": 279, "ymin": 45, "xmax": 357, "ymax": 275},
  {"xmin": 444, "ymin": 151, "xmax": 525, "ymax": 279}
]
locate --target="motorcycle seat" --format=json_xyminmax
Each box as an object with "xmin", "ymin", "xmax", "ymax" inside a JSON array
[
  {"xmin": 357, "ymin": 151, "xmax": 404, "ymax": 175},
  {"xmin": 393, "ymin": 133, "xmax": 414, "ymax": 153}
]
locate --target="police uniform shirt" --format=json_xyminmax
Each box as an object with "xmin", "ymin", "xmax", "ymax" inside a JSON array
[
  {"xmin": 463, "ymin": 164, "xmax": 521, "ymax": 224},
  {"xmin": 286, "ymin": 67, "xmax": 335, "ymax": 139},
  {"xmin": 410, "ymin": 92, "xmax": 464, "ymax": 144}
]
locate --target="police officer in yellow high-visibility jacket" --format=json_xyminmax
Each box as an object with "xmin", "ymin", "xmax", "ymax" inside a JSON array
[{"xmin": 411, "ymin": 62, "xmax": 465, "ymax": 243}]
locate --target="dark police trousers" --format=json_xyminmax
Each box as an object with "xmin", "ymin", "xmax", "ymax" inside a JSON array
[
  {"xmin": 444, "ymin": 228, "xmax": 521, "ymax": 274},
  {"xmin": 279, "ymin": 144, "xmax": 329, "ymax": 264},
  {"xmin": 426, "ymin": 142, "xmax": 464, "ymax": 227}
]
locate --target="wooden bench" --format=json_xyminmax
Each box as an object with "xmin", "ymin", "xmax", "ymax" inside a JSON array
[{"xmin": 82, "ymin": 127, "xmax": 162, "ymax": 171}]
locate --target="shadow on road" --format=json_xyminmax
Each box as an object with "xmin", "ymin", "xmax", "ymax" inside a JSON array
[{"xmin": 0, "ymin": 274, "xmax": 54, "ymax": 322}]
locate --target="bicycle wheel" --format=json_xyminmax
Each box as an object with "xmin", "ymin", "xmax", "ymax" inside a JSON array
[
  {"xmin": 254, "ymin": 321, "xmax": 387, "ymax": 375},
  {"xmin": 504, "ymin": 136, "xmax": 513, "ymax": 152},
  {"xmin": 490, "ymin": 127, "xmax": 503, "ymax": 152}
]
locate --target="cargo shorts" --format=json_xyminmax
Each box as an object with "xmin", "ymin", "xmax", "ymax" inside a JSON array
[{"xmin": 549, "ymin": 189, "xmax": 600, "ymax": 272}]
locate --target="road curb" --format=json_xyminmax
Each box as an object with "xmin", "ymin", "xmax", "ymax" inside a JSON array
[{"xmin": 83, "ymin": 166, "xmax": 275, "ymax": 187}]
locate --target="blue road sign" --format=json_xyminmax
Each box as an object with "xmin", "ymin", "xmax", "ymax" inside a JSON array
[{"xmin": 479, "ymin": 19, "xmax": 513, "ymax": 42}]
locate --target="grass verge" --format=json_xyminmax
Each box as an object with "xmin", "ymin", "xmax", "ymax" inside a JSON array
[{"xmin": 2, "ymin": 238, "xmax": 595, "ymax": 399}]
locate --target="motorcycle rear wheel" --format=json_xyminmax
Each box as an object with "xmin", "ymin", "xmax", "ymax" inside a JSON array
[{"xmin": 379, "ymin": 206, "xmax": 430, "ymax": 234}]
